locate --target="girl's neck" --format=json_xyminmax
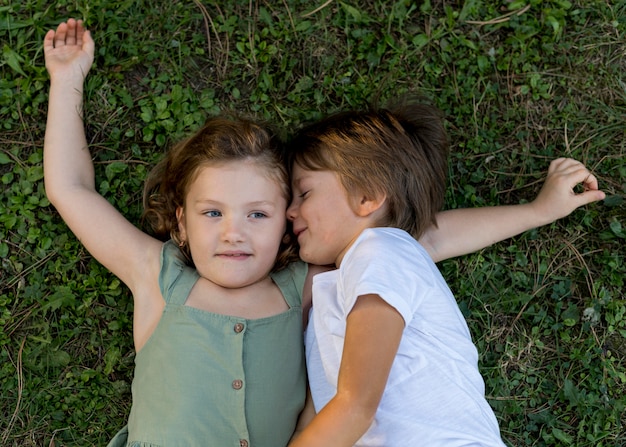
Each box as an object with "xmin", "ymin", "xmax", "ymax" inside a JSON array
[{"xmin": 184, "ymin": 275, "xmax": 290, "ymax": 319}]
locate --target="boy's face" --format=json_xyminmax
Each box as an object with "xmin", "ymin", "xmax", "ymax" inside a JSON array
[
  {"xmin": 288, "ymin": 164, "xmax": 371, "ymax": 267},
  {"xmin": 177, "ymin": 161, "xmax": 287, "ymax": 288}
]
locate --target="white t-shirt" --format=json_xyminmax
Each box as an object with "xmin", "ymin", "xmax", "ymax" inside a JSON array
[{"xmin": 305, "ymin": 228, "xmax": 506, "ymax": 447}]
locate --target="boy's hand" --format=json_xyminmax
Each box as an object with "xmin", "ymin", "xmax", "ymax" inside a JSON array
[
  {"xmin": 43, "ymin": 18, "xmax": 94, "ymax": 81},
  {"xmin": 531, "ymin": 158, "xmax": 605, "ymax": 223}
]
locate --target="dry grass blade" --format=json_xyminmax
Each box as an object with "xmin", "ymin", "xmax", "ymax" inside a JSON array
[
  {"xmin": 561, "ymin": 238, "xmax": 596, "ymax": 300},
  {"xmin": 301, "ymin": 0, "xmax": 334, "ymax": 18},
  {"xmin": 281, "ymin": 0, "xmax": 296, "ymax": 32},
  {"xmin": 6, "ymin": 250, "xmax": 57, "ymax": 290},
  {"xmin": 192, "ymin": 0, "xmax": 229, "ymax": 78},
  {"xmin": 248, "ymin": 0, "xmax": 257, "ymax": 67},
  {"xmin": 1, "ymin": 338, "xmax": 25, "ymax": 445},
  {"xmin": 466, "ymin": 4, "xmax": 531, "ymax": 26}
]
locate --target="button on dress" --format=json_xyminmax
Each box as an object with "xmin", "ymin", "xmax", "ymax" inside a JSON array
[{"xmin": 107, "ymin": 240, "xmax": 307, "ymax": 447}]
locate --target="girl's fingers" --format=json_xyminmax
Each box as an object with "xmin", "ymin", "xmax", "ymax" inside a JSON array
[
  {"xmin": 43, "ymin": 29, "xmax": 56, "ymax": 52},
  {"xmin": 66, "ymin": 19, "xmax": 77, "ymax": 46},
  {"xmin": 83, "ymin": 30, "xmax": 95, "ymax": 54},
  {"xmin": 53, "ymin": 21, "xmax": 68, "ymax": 47},
  {"xmin": 75, "ymin": 20, "xmax": 85, "ymax": 47},
  {"xmin": 46, "ymin": 19, "xmax": 89, "ymax": 50}
]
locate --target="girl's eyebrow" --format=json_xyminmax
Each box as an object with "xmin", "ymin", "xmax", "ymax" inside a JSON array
[
  {"xmin": 246, "ymin": 200, "xmax": 278, "ymax": 208},
  {"xmin": 192, "ymin": 198, "xmax": 221, "ymax": 206},
  {"xmin": 194, "ymin": 198, "xmax": 278, "ymax": 208}
]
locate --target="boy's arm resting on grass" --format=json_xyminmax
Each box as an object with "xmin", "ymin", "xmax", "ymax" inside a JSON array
[
  {"xmin": 289, "ymin": 294, "xmax": 404, "ymax": 447},
  {"xmin": 43, "ymin": 19, "xmax": 161, "ymax": 292},
  {"xmin": 421, "ymin": 158, "xmax": 606, "ymax": 263}
]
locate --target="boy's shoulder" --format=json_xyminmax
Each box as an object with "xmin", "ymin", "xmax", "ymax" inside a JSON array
[
  {"xmin": 348, "ymin": 228, "xmax": 431, "ymax": 266},
  {"xmin": 357, "ymin": 227, "xmax": 423, "ymax": 250}
]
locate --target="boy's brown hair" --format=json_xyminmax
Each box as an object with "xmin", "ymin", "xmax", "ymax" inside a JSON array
[
  {"xmin": 143, "ymin": 116, "xmax": 298, "ymax": 271},
  {"xmin": 288, "ymin": 96, "xmax": 449, "ymax": 239}
]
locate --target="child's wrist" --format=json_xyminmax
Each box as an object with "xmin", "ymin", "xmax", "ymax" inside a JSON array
[
  {"xmin": 526, "ymin": 200, "xmax": 555, "ymax": 228},
  {"xmin": 48, "ymin": 66, "xmax": 89, "ymax": 84},
  {"xmin": 49, "ymin": 75, "xmax": 86, "ymax": 94},
  {"xmin": 50, "ymin": 73, "xmax": 85, "ymax": 84}
]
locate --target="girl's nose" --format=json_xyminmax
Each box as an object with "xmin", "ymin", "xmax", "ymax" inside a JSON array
[{"xmin": 222, "ymin": 217, "xmax": 244, "ymax": 242}]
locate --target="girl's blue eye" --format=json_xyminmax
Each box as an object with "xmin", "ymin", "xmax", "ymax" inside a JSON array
[
  {"xmin": 250, "ymin": 212, "xmax": 267, "ymax": 219},
  {"xmin": 205, "ymin": 210, "xmax": 221, "ymax": 217}
]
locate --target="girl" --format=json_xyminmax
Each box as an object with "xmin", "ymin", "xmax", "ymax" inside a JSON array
[
  {"xmin": 44, "ymin": 19, "xmax": 602, "ymax": 447},
  {"xmin": 286, "ymin": 100, "xmax": 605, "ymax": 446},
  {"xmin": 44, "ymin": 19, "xmax": 308, "ymax": 447}
]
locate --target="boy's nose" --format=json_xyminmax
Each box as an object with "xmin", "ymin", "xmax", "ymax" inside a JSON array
[{"xmin": 286, "ymin": 202, "xmax": 298, "ymax": 221}]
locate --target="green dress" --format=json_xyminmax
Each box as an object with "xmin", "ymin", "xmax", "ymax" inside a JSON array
[{"xmin": 107, "ymin": 240, "xmax": 307, "ymax": 447}]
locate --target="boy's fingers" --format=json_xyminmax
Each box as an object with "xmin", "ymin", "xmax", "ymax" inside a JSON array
[
  {"xmin": 545, "ymin": 157, "xmax": 604, "ymax": 208},
  {"xmin": 551, "ymin": 161, "xmax": 599, "ymax": 191},
  {"xmin": 581, "ymin": 173, "xmax": 600, "ymax": 191},
  {"xmin": 548, "ymin": 157, "xmax": 584, "ymax": 175},
  {"xmin": 570, "ymin": 171, "xmax": 604, "ymax": 204},
  {"xmin": 577, "ymin": 189, "xmax": 606, "ymax": 205},
  {"xmin": 566, "ymin": 167, "xmax": 600, "ymax": 192},
  {"xmin": 548, "ymin": 157, "xmax": 568, "ymax": 173}
]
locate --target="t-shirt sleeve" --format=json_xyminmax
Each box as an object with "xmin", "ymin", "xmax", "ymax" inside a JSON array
[{"xmin": 340, "ymin": 230, "xmax": 433, "ymax": 325}]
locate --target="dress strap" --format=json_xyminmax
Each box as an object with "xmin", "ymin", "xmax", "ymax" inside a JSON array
[
  {"xmin": 159, "ymin": 240, "xmax": 200, "ymax": 305},
  {"xmin": 270, "ymin": 261, "xmax": 308, "ymax": 309}
]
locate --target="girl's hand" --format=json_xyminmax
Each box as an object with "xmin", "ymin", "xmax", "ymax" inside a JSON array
[
  {"xmin": 530, "ymin": 158, "xmax": 605, "ymax": 223},
  {"xmin": 43, "ymin": 18, "xmax": 94, "ymax": 81}
]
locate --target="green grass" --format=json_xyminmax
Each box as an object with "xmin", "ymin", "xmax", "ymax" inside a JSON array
[{"xmin": 1, "ymin": 0, "xmax": 625, "ymax": 445}]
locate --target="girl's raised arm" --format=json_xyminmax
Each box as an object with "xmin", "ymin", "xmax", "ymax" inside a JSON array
[
  {"xmin": 43, "ymin": 19, "xmax": 161, "ymax": 292},
  {"xmin": 420, "ymin": 158, "xmax": 605, "ymax": 263}
]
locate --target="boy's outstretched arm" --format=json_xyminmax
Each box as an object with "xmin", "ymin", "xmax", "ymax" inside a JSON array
[{"xmin": 421, "ymin": 158, "xmax": 606, "ymax": 263}]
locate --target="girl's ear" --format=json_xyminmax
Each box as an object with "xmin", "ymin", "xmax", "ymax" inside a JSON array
[
  {"xmin": 355, "ymin": 193, "xmax": 387, "ymax": 217},
  {"xmin": 176, "ymin": 206, "xmax": 187, "ymax": 241}
]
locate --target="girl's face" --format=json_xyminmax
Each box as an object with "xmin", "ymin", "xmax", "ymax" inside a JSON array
[
  {"xmin": 177, "ymin": 160, "xmax": 287, "ymax": 289},
  {"xmin": 287, "ymin": 163, "xmax": 371, "ymax": 267}
]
